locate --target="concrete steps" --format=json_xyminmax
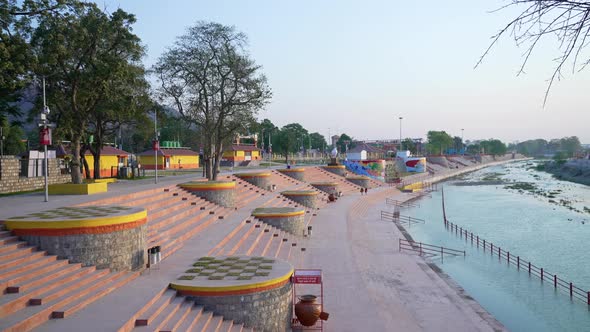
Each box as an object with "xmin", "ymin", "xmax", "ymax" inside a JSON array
[{"xmin": 125, "ymin": 289, "xmax": 246, "ymax": 332}]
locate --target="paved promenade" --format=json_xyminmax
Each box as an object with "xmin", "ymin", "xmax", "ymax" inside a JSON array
[{"xmin": 0, "ymin": 164, "xmax": 512, "ymax": 331}]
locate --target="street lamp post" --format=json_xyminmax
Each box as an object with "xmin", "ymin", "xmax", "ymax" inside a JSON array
[
  {"xmin": 399, "ymin": 116, "xmax": 403, "ymax": 151},
  {"xmin": 154, "ymin": 109, "xmax": 159, "ymax": 184}
]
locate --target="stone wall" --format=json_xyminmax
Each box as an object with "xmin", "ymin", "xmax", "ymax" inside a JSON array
[
  {"xmin": 322, "ymin": 166, "xmax": 346, "ymax": 176},
  {"xmin": 277, "ymin": 169, "xmax": 305, "ymax": 181},
  {"xmin": 20, "ymin": 224, "xmax": 146, "ymax": 271},
  {"xmin": 281, "ymin": 192, "xmax": 317, "ymax": 208},
  {"xmin": 255, "ymin": 213, "xmax": 306, "ymax": 236},
  {"xmin": 236, "ymin": 175, "xmax": 271, "ymax": 190},
  {"xmin": 188, "ymin": 282, "xmax": 292, "ymax": 332},
  {"xmin": 192, "ymin": 188, "xmax": 235, "ymax": 208},
  {"xmin": 311, "ymin": 183, "xmax": 338, "ymax": 195},
  {"xmin": 0, "ymin": 156, "xmax": 70, "ymax": 194}
]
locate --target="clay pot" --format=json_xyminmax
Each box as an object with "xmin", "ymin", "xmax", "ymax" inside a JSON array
[{"xmin": 295, "ymin": 295, "xmax": 321, "ymax": 327}]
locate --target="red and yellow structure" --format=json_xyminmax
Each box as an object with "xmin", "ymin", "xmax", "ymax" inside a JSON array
[
  {"xmin": 178, "ymin": 181, "xmax": 236, "ymax": 208},
  {"xmin": 3, "ymin": 206, "xmax": 147, "ymax": 271}
]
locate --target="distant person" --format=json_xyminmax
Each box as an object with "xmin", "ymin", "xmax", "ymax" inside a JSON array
[
  {"xmin": 364, "ymin": 188, "xmax": 368, "ymax": 195},
  {"xmin": 360, "ymin": 188, "xmax": 364, "ymax": 195}
]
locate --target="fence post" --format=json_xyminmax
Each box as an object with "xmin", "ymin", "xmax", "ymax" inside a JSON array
[
  {"xmin": 570, "ymin": 283, "xmax": 573, "ymax": 298},
  {"xmin": 517, "ymin": 256, "xmax": 520, "ymax": 269},
  {"xmin": 398, "ymin": 238, "xmax": 401, "ymax": 252},
  {"xmin": 507, "ymin": 251, "xmax": 510, "ymax": 264},
  {"xmin": 587, "ymin": 291, "xmax": 590, "ymax": 305},
  {"xmin": 419, "ymin": 242, "xmax": 422, "ymax": 256},
  {"xmin": 483, "ymin": 239, "xmax": 486, "ymax": 251},
  {"xmin": 554, "ymin": 275, "xmax": 557, "ymax": 289},
  {"xmin": 498, "ymin": 247, "xmax": 501, "ymax": 259},
  {"xmin": 490, "ymin": 243, "xmax": 493, "ymax": 256},
  {"xmin": 541, "ymin": 268, "xmax": 544, "ymax": 281},
  {"xmin": 528, "ymin": 262, "xmax": 531, "ymax": 274}
]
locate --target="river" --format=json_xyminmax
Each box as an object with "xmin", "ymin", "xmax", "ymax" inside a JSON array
[{"xmin": 402, "ymin": 160, "xmax": 590, "ymax": 332}]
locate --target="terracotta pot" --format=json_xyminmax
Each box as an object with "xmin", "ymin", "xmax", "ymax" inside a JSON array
[{"xmin": 295, "ymin": 295, "xmax": 321, "ymax": 327}]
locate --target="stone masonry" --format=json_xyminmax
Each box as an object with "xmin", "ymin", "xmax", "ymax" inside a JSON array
[
  {"xmin": 188, "ymin": 282, "xmax": 292, "ymax": 332},
  {"xmin": 187, "ymin": 187, "xmax": 236, "ymax": 208},
  {"xmin": 0, "ymin": 156, "xmax": 70, "ymax": 194},
  {"xmin": 277, "ymin": 169, "xmax": 306, "ymax": 181},
  {"xmin": 20, "ymin": 225, "xmax": 146, "ymax": 271}
]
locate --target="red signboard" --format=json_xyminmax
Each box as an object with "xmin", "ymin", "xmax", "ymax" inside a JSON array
[
  {"xmin": 293, "ymin": 269, "xmax": 322, "ymax": 284},
  {"xmin": 152, "ymin": 140, "xmax": 160, "ymax": 151},
  {"xmin": 40, "ymin": 127, "xmax": 52, "ymax": 146}
]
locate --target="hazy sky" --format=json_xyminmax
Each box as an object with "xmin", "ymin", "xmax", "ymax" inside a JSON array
[{"xmin": 94, "ymin": 0, "xmax": 589, "ymax": 143}]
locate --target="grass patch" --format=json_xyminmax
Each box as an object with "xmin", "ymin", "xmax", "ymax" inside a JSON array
[
  {"xmin": 258, "ymin": 265, "xmax": 272, "ymax": 270},
  {"xmin": 226, "ymin": 272, "xmax": 241, "ymax": 276},
  {"xmin": 243, "ymin": 269, "xmax": 257, "ymax": 273},
  {"xmin": 178, "ymin": 275, "xmax": 195, "ymax": 280},
  {"xmin": 198, "ymin": 257, "xmax": 215, "ymax": 261},
  {"xmin": 208, "ymin": 276, "xmax": 224, "ymax": 280},
  {"xmin": 505, "ymin": 182, "xmax": 538, "ymax": 192},
  {"xmin": 185, "ymin": 268, "xmax": 202, "ymax": 273},
  {"xmin": 198, "ymin": 272, "xmax": 213, "ymax": 276},
  {"xmin": 237, "ymin": 276, "xmax": 253, "ymax": 280},
  {"xmin": 216, "ymin": 268, "xmax": 230, "ymax": 273},
  {"xmin": 261, "ymin": 259, "xmax": 275, "ymax": 264},
  {"xmin": 254, "ymin": 272, "xmax": 270, "ymax": 277}
]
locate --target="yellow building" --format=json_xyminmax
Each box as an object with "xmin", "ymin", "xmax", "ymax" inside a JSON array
[
  {"xmin": 221, "ymin": 145, "xmax": 262, "ymax": 167},
  {"xmin": 138, "ymin": 148, "xmax": 199, "ymax": 170},
  {"xmin": 83, "ymin": 146, "xmax": 129, "ymax": 178}
]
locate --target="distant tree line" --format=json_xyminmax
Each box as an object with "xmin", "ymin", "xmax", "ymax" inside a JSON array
[{"xmin": 513, "ymin": 137, "xmax": 582, "ymax": 158}]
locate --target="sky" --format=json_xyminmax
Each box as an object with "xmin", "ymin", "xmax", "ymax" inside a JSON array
[{"xmin": 93, "ymin": 0, "xmax": 590, "ymax": 144}]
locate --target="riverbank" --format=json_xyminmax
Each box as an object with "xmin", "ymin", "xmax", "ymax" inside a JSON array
[{"xmin": 544, "ymin": 159, "xmax": 590, "ymax": 186}]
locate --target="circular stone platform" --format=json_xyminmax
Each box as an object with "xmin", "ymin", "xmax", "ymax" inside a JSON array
[
  {"xmin": 170, "ymin": 256, "xmax": 293, "ymax": 331},
  {"xmin": 178, "ymin": 181, "xmax": 236, "ymax": 208},
  {"xmin": 310, "ymin": 181, "xmax": 339, "ymax": 195},
  {"xmin": 323, "ymin": 165, "xmax": 346, "ymax": 176},
  {"xmin": 346, "ymin": 175, "xmax": 371, "ymax": 188},
  {"xmin": 252, "ymin": 207, "xmax": 306, "ymax": 236},
  {"xmin": 281, "ymin": 190, "xmax": 318, "ymax": 208},
  {"xmin": 276, "ymin": 168, "xmax": 305, "ymax": 181},
  {"xmin": 234, "ymin": 172, "xmax": 272, "ymax": 190},
  {"xmin": 3, "ymin": 206, "xmax": 146, "ymax": 271}
]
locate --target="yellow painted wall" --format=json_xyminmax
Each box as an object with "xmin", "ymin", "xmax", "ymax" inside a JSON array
[
  {"xmin": 85, "ymin": 155, "xmax": 125, "ymax": 178},
  {"xmin": 139, "ymin": 155, "xmax": 166, "ymax": 170}
]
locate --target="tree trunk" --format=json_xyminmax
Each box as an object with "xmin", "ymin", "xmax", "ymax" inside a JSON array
[
  {"xmin": 92, "ymin": 151, "xmax": 101, "ymax": 179},
  {"xmin": 212, "ymin": 141, "xmax": 223, "ymax": 181},
  {"xmin": 70, "ymin": 138, "xmax": 83, "ymax": 184},
  {"xmin": 82, "ymin": 155, "xmax": 91, "ymax": 179}
]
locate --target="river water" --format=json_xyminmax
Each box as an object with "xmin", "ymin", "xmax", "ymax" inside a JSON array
[{"xmin": 402, "ymin": 160, "xmax": 590, "ymax": 332}]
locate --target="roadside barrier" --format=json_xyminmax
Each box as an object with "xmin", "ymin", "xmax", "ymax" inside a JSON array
[
  {"xmin": 399, "ymin": 238, "xmax": 465, "ymax": 258},
  {"xmin": 441, "ymin": 187, "xmax": 590, "ymax": 305}
]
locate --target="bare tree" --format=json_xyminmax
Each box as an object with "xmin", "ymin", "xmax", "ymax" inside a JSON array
[
  {"xmin": 478, "ymin": 1, "xmax": 590, "ymax": 104},
  {"xmin": 154, "ymin": 21, "xmax": 272, "ymax": 180}
]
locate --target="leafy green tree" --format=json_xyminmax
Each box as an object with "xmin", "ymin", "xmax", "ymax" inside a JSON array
[
  {"xmin": 466, "ymin": 143, "xmax": 481, "ymax": 155},
  {"xmin": 425, "ymin": 131, "xmax": 453, "ymax": 155},
  {"xmin": 31, "ymin": 3, "xmax": 147, "ymax": 183},
  {"xmin": 560, "ymin": 136, "xmax": 581, "ymax": 158},
  {"xmin": 401, "ymin": 138, "xmax": 417, "ymax": 154},
  {"xmin": 274, "ymin": 123, "xmax": 307, "ymax": 163},
  {"xmin": 336, "ymin": 133, "xmax": 354, "ymax": 154},
  {"xmin": 1, "ymin": 119, "xmax": 26, "ymax": 155},
  {"xmin": 0, "ymin": 0, "xmax": 70, "ymax": 122},
  {"xmin": 155, "ymin": 22, "xmax": 272, "ymax": 180},
  {"xmin": 480, "ymin": 139, "xmax": 507, "ymax": 156},
  {"xmin": 309, "ymin": 132, "xmax": 327, "ymax": 151}
]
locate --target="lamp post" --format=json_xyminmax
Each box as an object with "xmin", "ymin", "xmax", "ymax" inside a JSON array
[
  {"xmin": 40, "ymin": 76, "xmax": 52, "ymax": 202},
  {"xmin": 154, "ymin": 109, "xmax": 159, "ymax": 184},
  {"xmin": 399, "ymin": 116, "xmax": 403, "ymax": 151}
]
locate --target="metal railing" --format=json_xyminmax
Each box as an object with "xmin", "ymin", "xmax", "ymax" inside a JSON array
[
  {"xmin": 399, "ymin": 238, "xmax": 465, "ymax": 257},
  {"xmin": 441, "ymin": 187, "xmax": 590, "ymax": 305},
  {"xmin": 385, "ymin": 197, "xmax": 420, "ymax": 208},
  {"xmin": 381, "ymin": 210, "xmax": 425, "ymax": 226}
]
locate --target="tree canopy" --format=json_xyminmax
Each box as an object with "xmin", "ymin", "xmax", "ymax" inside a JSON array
[
  {"xmin": 425, "ymin": 130, "xmax": 453, "ymax": 155},
  {"xmin": 155, "ymin": 21, "xmax": 272, "ymax": 180},
  {"xmin": 31, "ymin": 3, "xmax": 147, "ymax": 182}
]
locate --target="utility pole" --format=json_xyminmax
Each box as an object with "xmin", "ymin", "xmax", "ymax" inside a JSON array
[
  {"xmin": 399, "ymin": 116, "xmax": 403, "ymax": 151},
  {"xmin": 154, "ymin": 109, "xmax": 159, "ymax": 184},
  {"xmin": 461, "ymin": 128, "xmax": 465, "ymax": 155},
  {"xmin": 40, "ymin": 77, "xmax": 52, "ymax": 202}
]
